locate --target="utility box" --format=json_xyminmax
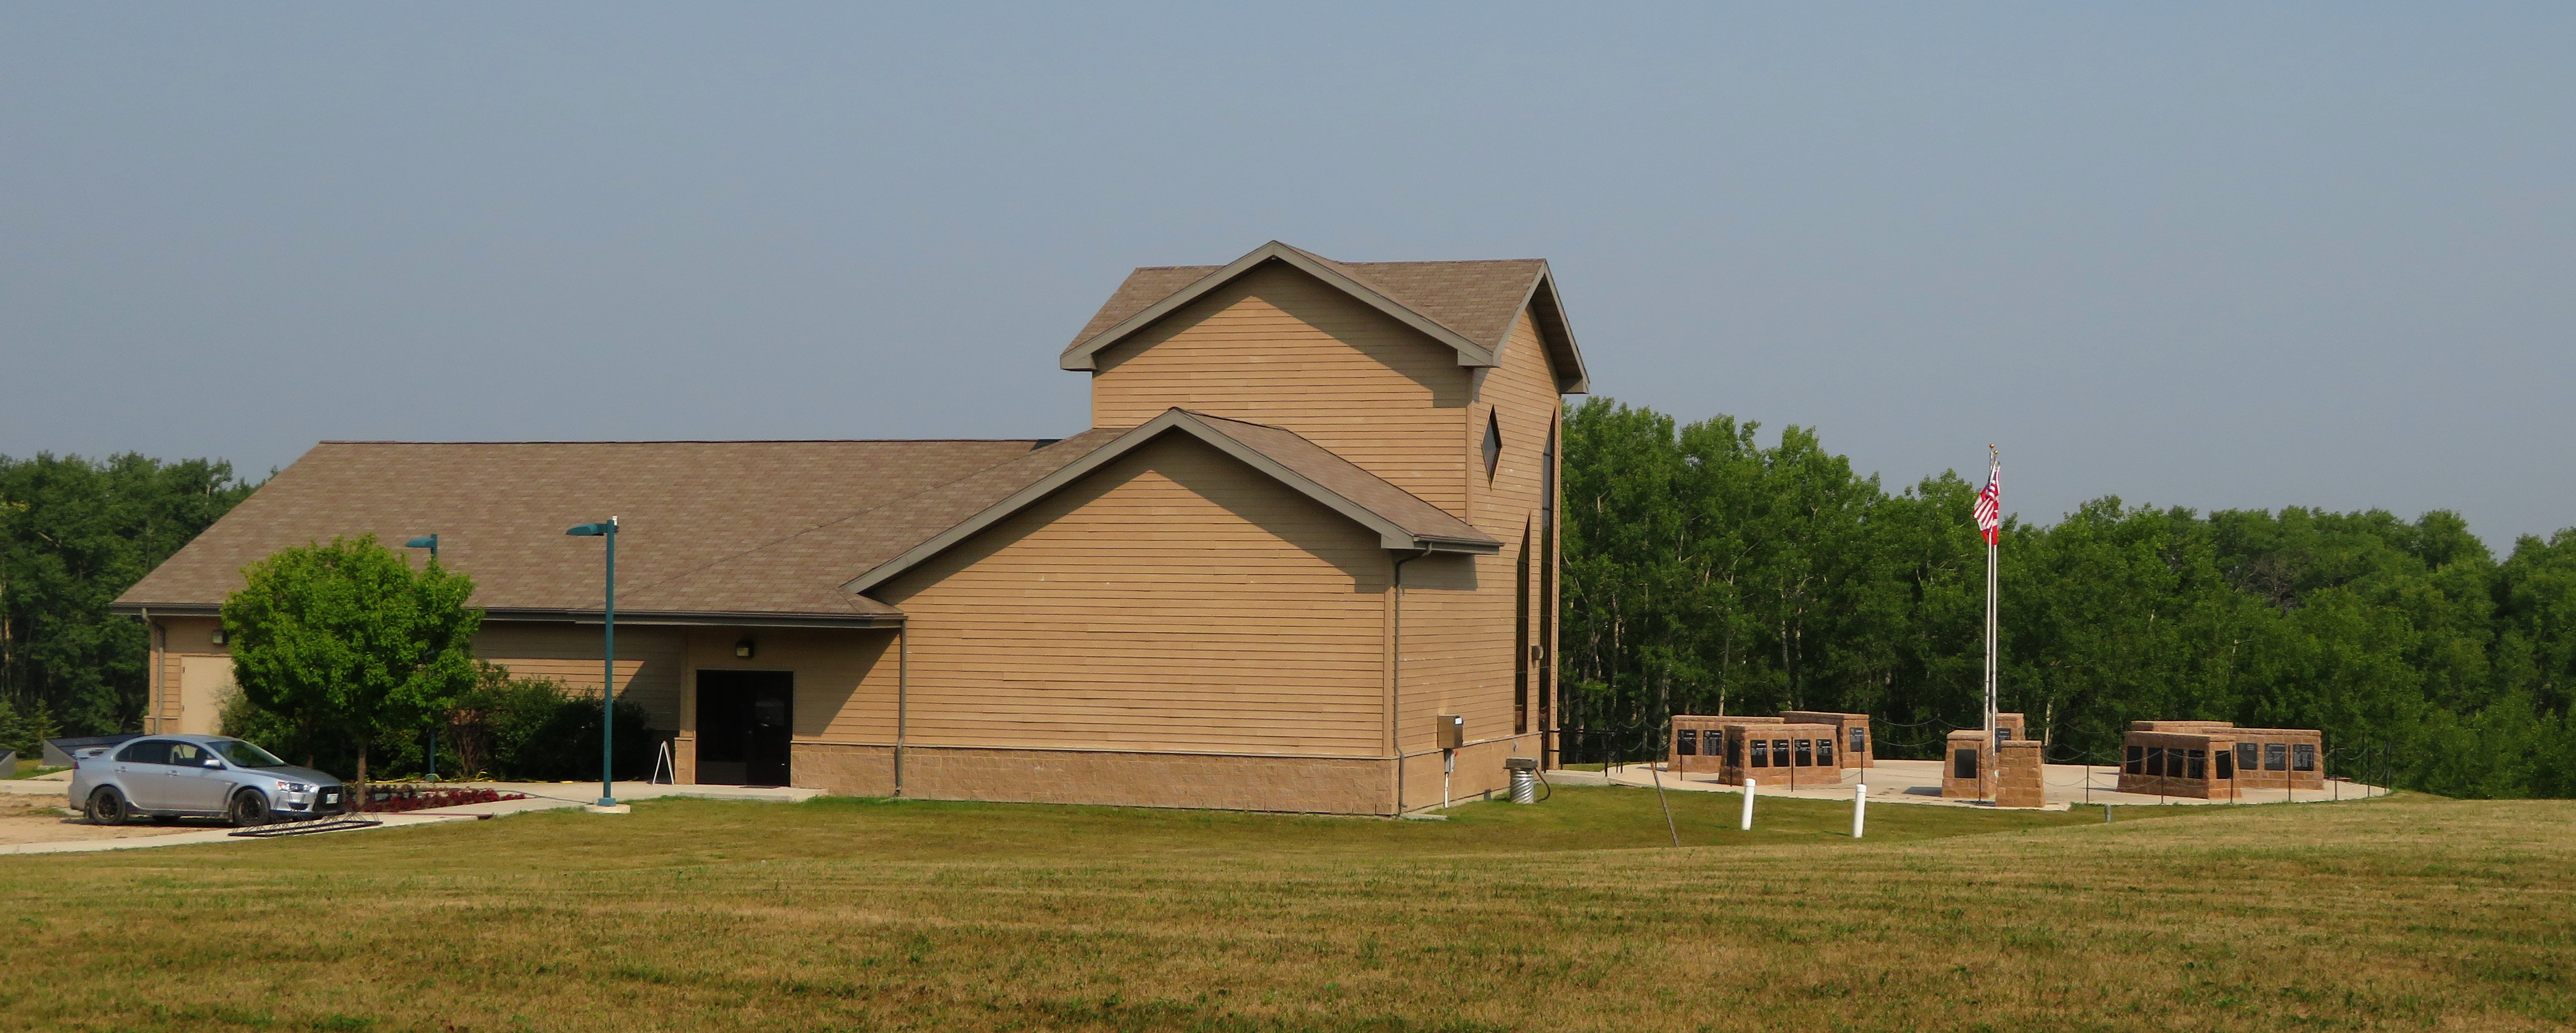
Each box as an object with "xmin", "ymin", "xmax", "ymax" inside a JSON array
[{"xmin": 1436, "ymin": 714, "xmax": 1464, "ymax": 750}]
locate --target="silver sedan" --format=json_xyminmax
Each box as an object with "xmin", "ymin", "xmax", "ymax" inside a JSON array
[{"xmin": 67, "ymin": 734, "xmax": 348, "ymax": 826}]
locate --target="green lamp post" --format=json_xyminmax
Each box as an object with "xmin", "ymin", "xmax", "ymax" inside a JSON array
[
  {"xmin": 404, "ymin": 534, "xmax": 442, "ymax": 779},
  {"xmin": 566, "ymin": 517, "xmax": 619, "ymax": 808}
]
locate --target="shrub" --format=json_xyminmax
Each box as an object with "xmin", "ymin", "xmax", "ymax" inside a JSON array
[{"xmin": 220, "ymin": 661, "xmax": 661, "ymax": 782}]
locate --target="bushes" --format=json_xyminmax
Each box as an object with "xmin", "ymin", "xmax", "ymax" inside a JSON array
[
  {"xmin": 444, "ymin": 663, "xmax": 660, "ymax": 782},
  {"xmin": 221, "ymin": 662, "xmax": 662, "ymax": 782}
]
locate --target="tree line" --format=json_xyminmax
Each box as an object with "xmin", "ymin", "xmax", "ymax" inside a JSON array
[
  {"xmin": 0, "ymin": 452, "xmax": 258, "ymax": 747},
  {"xmin": 1558, "ymin": 398, "xmax": 2576, "ymax": 798}
]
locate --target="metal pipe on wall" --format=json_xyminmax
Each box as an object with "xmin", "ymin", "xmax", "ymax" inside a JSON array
[{"xmin": 895, "ymin": 625, "xmax": 908, "ymax": 798}]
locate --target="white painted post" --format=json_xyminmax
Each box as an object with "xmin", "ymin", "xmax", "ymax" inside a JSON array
[
  {"xmin": 1740, "ymin": 778, "xmax": 1756, "ymax": 831},
  {"xmin": 1852, "ymin": 783, "xmax": 1866, "ymax": 839}
]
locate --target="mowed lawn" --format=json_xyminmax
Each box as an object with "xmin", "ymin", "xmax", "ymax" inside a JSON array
[{"xmin": 0, "ymin": 786, "xmax": 2569, "ymax": 1032}]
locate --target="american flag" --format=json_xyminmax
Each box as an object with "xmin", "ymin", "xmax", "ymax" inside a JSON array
[{"xmin": 1973, "ymin": 463, "xmax": 2002, "ymax": 545}]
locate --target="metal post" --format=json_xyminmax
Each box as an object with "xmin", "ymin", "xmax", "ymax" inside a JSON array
[
  {"xmin": 599, "ymin": 516, "xmax": 617, "ymax": 808},
  {"xmin": 1852, "ymin": 783, "xmax": 1866, "ymax": 839},
  {"xmin": 1739, "ymin": 778, "xmax": 1756, "ymax": 831}
]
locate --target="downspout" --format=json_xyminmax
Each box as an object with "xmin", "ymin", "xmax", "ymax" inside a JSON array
[
  {"xmin": 140, "ymin": 608, "xmax": 155, "ymax": 734},
  {"xmin": 1391, "ymin": 546, "xmax": 1435, "ymax": 815},
  {"xmin": 894, "ymin": 623, "xmax": 908, "ymax": 798}
]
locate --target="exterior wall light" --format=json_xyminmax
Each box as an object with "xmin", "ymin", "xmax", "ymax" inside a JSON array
[
  {"xmin": 210, "ymin": 627, "xmax": 227, "ymax": 645},
  {"xmin": 735, "ymin": 638, "xmax": 755, "ymax": 659}
]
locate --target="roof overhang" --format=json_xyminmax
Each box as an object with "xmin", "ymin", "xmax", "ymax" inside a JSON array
[
  {"xmin": 1060, "ymin": 241, "xmax": 1500, "ymax": 373},
  {"xmin": 110, "ymin": 602, "xmax": 903, "ymax": 630},
  {"xmin": 844, "ymin": 409, "xmax": 1498, "ymax": 596},
  {"xmin": 1516, "ymin": 268, "xmax": 1590, "ymax": 394}
]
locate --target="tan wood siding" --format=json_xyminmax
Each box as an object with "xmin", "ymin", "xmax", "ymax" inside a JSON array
[
  {"xmin": 878, "ymin": 432, "xmax": 1392, "ymax": 757},
  {"xmin": 1090, "ymin": 263, "xmax": 1471, "ymax": 516},
  {"xmin": 1393, "ymin": 310, "xmax": 1563, "ymax": 760},
  {"xmin": 678, "ymin": 626, "xmax": 899, "ymax": 745}
]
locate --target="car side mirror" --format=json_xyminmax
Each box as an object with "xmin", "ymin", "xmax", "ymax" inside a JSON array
[{"xmin": 201, "ymin": 758, "xmax": 223, "ymax": 769}]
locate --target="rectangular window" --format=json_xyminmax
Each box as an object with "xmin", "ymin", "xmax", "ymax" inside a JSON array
[
  {"xmin": 2266, "ymin": 743, "xmax": 2287, "ymax": 771},
  {"xmin": 2237, "ymin": 743, "xmax": 2259, "ymax": 773},
  {"xmin": 1727, "ymin": 735, "xmax": 1743, "ymax": 766},
  {"xmin": 1818, "ymin": 739, "xmax": 1835, "ymax": 767},
  {"xmin": 1750, "ymin": 740, "xmax": 1769, "ymax": 768},
  {"xmin": 1954, "ymin": 749, "xmax": 1979, "ymax": 780},
  {"xmin": 1676, "ymin": 729, "xmax": 1698, "ymax": 756},
  {"xmin": 1773, "ymin": 740, "xmax": 1790, "ymax": 766},
  {"xmin": 2293, "ymin": 744, "xmax": 2316, "ymax": 772},
  {"xmin": 1796, "ymin": 739, "xmax": 1814, "ymax": 767},
  {"xmin": 2186, "ymin": 750, "xmax": 2206, "ymax": 780},
  {"xmin": 1850, "ymin": 726, "xmax": 1866, "ymax": 755},
  {"xmin": 2215, "ymin": 748, "xmax": 2234, "ymax": 780},
  {"xmin": 2125, "ymin": 746, "xmax": 2145, "ymax": 774}
]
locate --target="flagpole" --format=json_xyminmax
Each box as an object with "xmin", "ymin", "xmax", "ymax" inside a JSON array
[{"xmin": 1985, "ymin": 446, "xmax": 2000, "ymax": 801}]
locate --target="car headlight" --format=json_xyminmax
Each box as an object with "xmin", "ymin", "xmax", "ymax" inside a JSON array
[{"xmin": 275, "ymin": 781, "xmax": 312, "ymax": 792}]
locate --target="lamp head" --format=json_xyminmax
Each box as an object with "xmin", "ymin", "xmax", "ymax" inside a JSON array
[
  {"xmin": 405, "ymin": 536, "xmax": 437, "ymax": 549},
  {"xmin": 565, "ymin": 522, "xmax": 615, "ymax": 537}
]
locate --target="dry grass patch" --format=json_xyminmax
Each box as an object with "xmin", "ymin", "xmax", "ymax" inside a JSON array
[{"xmin": 0, "ymin": 787, "xmax": 2565, "ymax": 1031}]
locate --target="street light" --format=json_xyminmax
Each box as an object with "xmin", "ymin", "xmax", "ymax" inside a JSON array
[
  {"xmin": 566, "ymin": 517, "xmax": 621, "ymax": 811},
  {"xmin": 404, "ymin": 534, "xmax": 441, "ymax": 779}
]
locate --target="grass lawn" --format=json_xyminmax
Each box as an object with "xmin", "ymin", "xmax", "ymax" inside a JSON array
[{"xmin": 0, "ymin": 785, "xmax": 2567, "ymax": 1032}]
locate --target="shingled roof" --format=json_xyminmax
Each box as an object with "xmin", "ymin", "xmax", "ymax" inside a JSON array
[
  {"xmin": 109, "ymin": 436, "xmax": 1106, "ymax": 627},
  {"xmin": 1060, "ymin": 241, "xmax": 1588, "ymax": 393}
]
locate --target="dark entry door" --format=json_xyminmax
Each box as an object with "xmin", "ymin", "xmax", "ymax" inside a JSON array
[{"xmin": 696, "ymin": 670, "xmax": 792, "ymax": 786}]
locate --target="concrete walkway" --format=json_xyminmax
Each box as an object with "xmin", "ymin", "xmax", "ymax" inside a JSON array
[
  {"xmin": 1587, "ymin": 759, "xmax": 2386, "ymax": 811},
  {"xmin": 0, "ymin": 779, "xmax": 821, "ymax": 856}
]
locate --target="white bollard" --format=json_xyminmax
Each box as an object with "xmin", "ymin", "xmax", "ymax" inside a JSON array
[
  {"xmin": 1852, "ymin": 783, "xmax": 1866, "ymax": 839},
  {"xmin": 1740, "ymin": 778, "xmax": 1757, "ymax": 831}
]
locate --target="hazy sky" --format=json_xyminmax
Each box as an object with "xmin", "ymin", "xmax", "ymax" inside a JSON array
[{"xmin": 5, "ymin": 4, "xmax": 2569, "ymax": 544}]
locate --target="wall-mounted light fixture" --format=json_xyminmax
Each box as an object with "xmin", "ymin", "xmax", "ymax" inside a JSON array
[
  {"xmin": 210, "ymin": 628, "xmax": 227, "ymax": 646},
  {"xmin": 734, "ymin": 638, "xmax": 755, "ymax": 659}
]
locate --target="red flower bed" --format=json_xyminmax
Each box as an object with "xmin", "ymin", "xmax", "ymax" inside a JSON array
[{"xmin": 359, "ymin": 786, "xmax": 528, "ymax": 813}]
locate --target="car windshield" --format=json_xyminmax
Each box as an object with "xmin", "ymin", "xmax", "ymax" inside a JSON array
[{"xmin": 206, "ymin": 739, "xmax": 289, "ymax": 768}]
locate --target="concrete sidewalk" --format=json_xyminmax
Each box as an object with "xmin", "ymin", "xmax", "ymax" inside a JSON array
[{"xmin": 1588, "ymin": 759, "xmax": 2385, "ymax": 810}]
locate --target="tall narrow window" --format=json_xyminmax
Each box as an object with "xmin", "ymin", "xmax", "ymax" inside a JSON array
[
  {"xmin": 1482, "ymin": 411, "xmax": 1503, "ymax": 479},
  {"xmin": 2125, "ymin": 745, "xmax": 2145, "ymax": 774}
]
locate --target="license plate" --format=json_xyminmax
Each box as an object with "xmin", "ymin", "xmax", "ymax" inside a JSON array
[{"xmin": 322, "ymin": 790, "xmax": 340, "ymax": 804}]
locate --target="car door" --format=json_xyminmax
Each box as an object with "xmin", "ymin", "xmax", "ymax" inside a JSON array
[
  {"xmin": 163, "ymin": 742, "xmax": 232, "ymax": 812},
  {"xmin": 110, "ymin": 740, "xmax": 176, "ymax": 810}
]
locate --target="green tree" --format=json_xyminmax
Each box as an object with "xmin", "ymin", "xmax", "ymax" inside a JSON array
[
  {"xmin": 221, "ymin": 535, "xmax": 482, "ymax": 799},
  {"xmin": 0, "ymin": 453, "xmax": 258, "ymax": 732}
]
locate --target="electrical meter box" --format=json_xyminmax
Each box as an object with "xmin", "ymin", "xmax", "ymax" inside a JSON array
[{"xmin": 1436, "ymin": 714, "xmax": 1464, "ymax": 750}]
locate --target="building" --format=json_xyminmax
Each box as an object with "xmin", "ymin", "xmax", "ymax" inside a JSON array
[
  {"xmin": 2118, "ymin": 721, "xmax": 2323, "ymax": 799},
  {"xmin": 110, "ymin": 242, "xmax": 1587, "ymax": 816}
]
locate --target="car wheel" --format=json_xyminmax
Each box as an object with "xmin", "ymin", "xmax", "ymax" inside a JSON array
[
  {"xmin": 228, "ymin": 790, "xmax": 272, "ymax": 828},
  {"xmin": 87, "ymin": 788, "xmax": 129, "ymax": 826}
]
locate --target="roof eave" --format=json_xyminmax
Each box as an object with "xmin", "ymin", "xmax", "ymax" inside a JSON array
[
  {"xmin": 108, "ymin": 601, "xmax": 904, "ymax": 630},
  {"xmin": 844, "ymin": 409, "xmax": 1496, "ymax": 595}
]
